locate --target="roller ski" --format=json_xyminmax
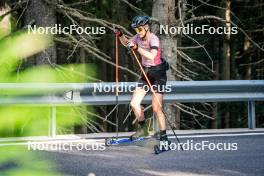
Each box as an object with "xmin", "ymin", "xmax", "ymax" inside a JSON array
[
  {"xmin": 105, "ymin": 120, "xmax": 149, "ymax": 146},
  {"xmin": 105, "ymin": 136, "xmax": 145, "ymax": 146}
]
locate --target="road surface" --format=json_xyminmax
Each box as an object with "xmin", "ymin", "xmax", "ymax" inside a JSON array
[{"xmin": 35, "ymin": 131, "xmax": 264, "ymax": 176}]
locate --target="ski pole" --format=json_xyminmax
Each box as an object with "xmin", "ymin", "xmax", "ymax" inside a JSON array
[
  {"xmin": 130, "ymin": 49, "xmax": 183, "ymax": 151},
  {"xmin": 115, "ymin": 31, "xmax": 119, "ymax": 138}
]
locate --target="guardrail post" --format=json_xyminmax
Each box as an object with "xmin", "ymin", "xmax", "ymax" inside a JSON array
[
  {"xmin": 248, "ymin": 101, "xmax": 256, "ymax": 129},
  {"xmin": 49, "ymin": 106, "xmax": 56, "ymax": 137}
]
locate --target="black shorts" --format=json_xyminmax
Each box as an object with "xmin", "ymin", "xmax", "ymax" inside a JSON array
[{"xmin": 137, "ymin": 61, "xmax": 167, "ymax": 94}]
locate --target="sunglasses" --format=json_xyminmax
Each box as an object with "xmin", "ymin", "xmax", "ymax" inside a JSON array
[{"xmin": 134, "ymin": 27, "xmax": 144, "ymax": 33}]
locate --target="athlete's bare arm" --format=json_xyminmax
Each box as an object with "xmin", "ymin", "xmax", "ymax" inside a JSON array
[
  {"xmin": 137, "ymin": 48, "xmax": 157, "ymax": 61},
  {"xmin": 118, "ymin": 30, "xmax": 158, "ymax": 61}
]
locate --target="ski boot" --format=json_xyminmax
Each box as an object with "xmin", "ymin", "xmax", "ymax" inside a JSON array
[
  {"xmin": 154, "ymin": 131, "xmax": 171, "ymax": 154},
  {"xmin": 130, "ymin": 120, "xmax": 149, "ymax": 141}
]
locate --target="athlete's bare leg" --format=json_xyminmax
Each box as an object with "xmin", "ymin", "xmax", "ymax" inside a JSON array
[
  {"xmin": 130, "ymin": 87, "xmax": 148, "ymax": 121},
  {"xmin": 152, "ymin": 93, "xmax": 166, "ymax": 131}
]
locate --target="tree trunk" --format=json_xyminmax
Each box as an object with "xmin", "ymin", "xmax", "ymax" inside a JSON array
[
  {"xmin": 223, "ymin": 0, "xmax": 231, "ymax": 80},
  {"xmin": 211, "ymin": 35, "xmax": 220, "ymax": 129},
  {"xmin": 24, "ymin": 0, "xmax": 57, "ymax": 65},
  {"xmin": 152, "ymin": 0, "xmax": 180, "ymax": 129},
  {"xmin": 222, "ymin": 0, "xmax": 231, "ymax": 128},
  {"xmin": 243, "ymin": 37, "xmax": 251, "ymax": 80}
]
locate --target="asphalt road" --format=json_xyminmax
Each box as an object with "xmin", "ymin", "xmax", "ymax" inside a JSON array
[{"xmin": 37, "ymin": 133, "xmax": 264, "ymax": 176}]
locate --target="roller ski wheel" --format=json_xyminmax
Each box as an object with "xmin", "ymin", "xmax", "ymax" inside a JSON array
[{"xmin": 105, "ymin": 138, "xmax": 115, "ymax": 146}]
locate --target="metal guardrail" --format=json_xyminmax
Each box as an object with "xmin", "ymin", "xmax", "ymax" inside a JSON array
[
  {"xmin": 0, "ymin": 80, "xmax": 263, "ymax": 136},
  {"xmin": 0, "ymin": 80, "xmax": 264, "ymax": 104}
]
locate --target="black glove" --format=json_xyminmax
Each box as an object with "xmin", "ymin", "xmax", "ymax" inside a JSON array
[
  {"xmin": 114, "ymin": 27, "xmax": 124, "ymax": 37},
  {"xmin": 126, "ymin": 41, "xmax": 138, "ymax": 50}
]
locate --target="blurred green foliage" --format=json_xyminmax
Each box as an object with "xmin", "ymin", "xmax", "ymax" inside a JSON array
[
  {"xmin": 0, "ymin": 28, "xmax": 97, "ymax": 175},
  {"xmin": 0, "ymin": 30, "xmax": 97, "ymax": 136}
]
